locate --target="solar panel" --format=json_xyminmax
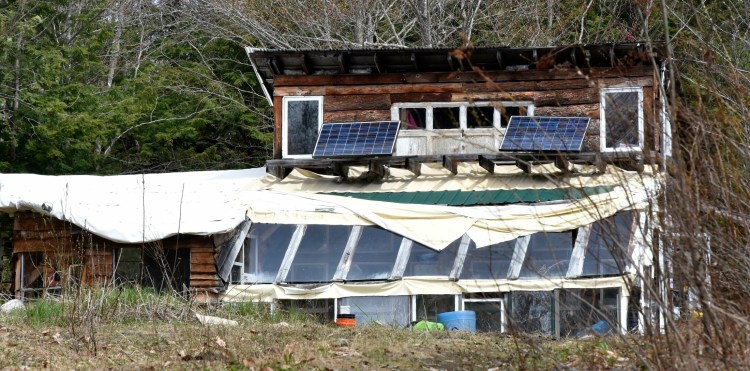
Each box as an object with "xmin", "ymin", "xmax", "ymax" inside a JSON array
[
  {"xmin": 313, "ymin": 121, "xmax": 399, "ymax": 158},
  {"xmin": 500, "ymin": 116, "xmax": 590, "ymax": 151}
]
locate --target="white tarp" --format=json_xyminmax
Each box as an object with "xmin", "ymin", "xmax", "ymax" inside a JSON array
[{"xmin": 0, "ymin": 166, "xmax": 660, "ymax": 250}]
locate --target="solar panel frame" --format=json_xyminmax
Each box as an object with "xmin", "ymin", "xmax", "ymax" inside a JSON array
[
  {"xmin": 499, "ymin": 116, "xmax": 590, "ymax": 152},
  {"xmin": 312, "ymin": 120, "xmax": 400, "ymax": 158}
]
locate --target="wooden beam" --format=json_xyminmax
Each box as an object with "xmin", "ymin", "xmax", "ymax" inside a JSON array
[
  {"xmin": 338, "ymin": 52, "xmax": 348, "ymax": 74},
  {"xmin": 515, "ymin": 159, "xmax": 532, "ymax": 174},
  {"xmin": 299, "ymin": 55, "xmax": 310, "ymax": 75},
  {"xmin": 368, "ymin": 160, "xmax": 387, "ymax": 179},
  {"xmin": 443, "ymin": 156, "xmax": 459, "ymax": 175},
  {"xmin": 373, "ymin": 52, "xmax": 383, "ymax": 73},
  {"xmin": 406, "ymin": 157, "xmax": 422, "ymax": 176},
  {"xmin": 478, "ymin": 155, "xmax": 496, "ymax": 174},
  {"xmin": 269, "ymin": 56, "xmax": 282, "ymax": 75},
  {"xmin": 554, "ymin": 156, "xmax": 570, "ymax": 173}
]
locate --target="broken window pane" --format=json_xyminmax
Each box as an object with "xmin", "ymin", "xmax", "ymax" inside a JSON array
[
  {"xmin": 466, "ymin": 106, "xmax": 495, "ymax": 128},
  {"xmin": 286, "ymin": 225, "xmax": 352, "ymax": 283},
  {"xmin": 460, "ymin": 240, "xmax": 514, "ymax": 279},
  {"xmin": 519, "ymin": 232, "xmax": 573, "ymax": 279},
  {"xmin": 399, "ymin": 107, "xmax": 426, "ymax": 130},
  {"xmin": 286, "ymin": 99, "xmax": 320, "ymax": 155},
  {"xmin": 346, "ymin": 226, "xmax": 402, "ymax": 281},
  {"xmin": 403, "ymin": 238, "xmax": 460, "ymax": 277},
  {"xmin": 582, "ymin": 212, "xmax": 633, "ymax": 276},
  {"xmin": 243, "ymin": 224, "xmax": 297, "ymax": 284},
  {"xmin": 604, "ymin": 91, "xmax": 640, "ymax": 149},
  {"xmin": 508, "ymin": 291, "xmax": 553, "ymax": 335},
  {"xmin": 500, "ymin": 106, "xmax": 523, "ymax": 128},
  {"xmin": 415, "ymin": 295, "xmax": 455, "ymax": 322},
  {"xmin": 433, "ymin": 107, "xmax": 461, "ymax": 129},
  {"xmin": 558, "ymin": 288, "xmax": 620, "ymax": 337},
  {"xmin": 340, "ymin": 296, "xmax": 410, "ymax": 327}
]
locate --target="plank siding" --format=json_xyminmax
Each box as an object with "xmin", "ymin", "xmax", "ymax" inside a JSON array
[
  {"xmin": 12, "ymin": 212, "xmax": 222, "ymax": 293},
  {"xmin": 324, "ymin": 109, "xmax": 391, "ymax": 123},
  {"xmin": 324, "ymin": 94, "xmax": 391, "ymax": 111}
]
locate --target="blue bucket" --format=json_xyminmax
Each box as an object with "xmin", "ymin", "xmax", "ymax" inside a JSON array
[{"xmin": 437, "ymin": 310, "xmax": 477, "ymax": 332}]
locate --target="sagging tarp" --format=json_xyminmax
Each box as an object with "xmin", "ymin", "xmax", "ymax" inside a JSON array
[{"xmin": 0, "ymin": 165, "xmax": 660, "ymax": 250}]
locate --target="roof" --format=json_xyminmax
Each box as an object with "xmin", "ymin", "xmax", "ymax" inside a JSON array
[{"xmin": 246, "ymin": 42, "xmax": 666, "ymax": 99}]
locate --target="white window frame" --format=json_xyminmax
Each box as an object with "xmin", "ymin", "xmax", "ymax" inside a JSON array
[
  {"xmin": 600, "ymin": 87, "xmax": 644, "ymax": 153},
  {"xmin": 390, "ymin": 101, "xmax": 535, "ymax": 131},
  {"xmin": 282, "ymin": 96, "xmax": 323, "ymax": 158},
  {"xmin": 462, "ymin": 295, "xmax": 506, "ymax": 332}
]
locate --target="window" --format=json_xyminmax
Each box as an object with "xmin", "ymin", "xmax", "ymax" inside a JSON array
[
  {"xmin": 340, "ymin": 296, "xmax": 410, "ymax": 327},
  {"xmin": 403, "ymin": 239, "xmax": 461, "ymax": 277},
  {"xmin": 391, "ymin": 102, "xmax": 533, "ymax": 130},
  {"xmin": 282, "ymin": 96, "xmax": 323, "ymax": 157},
  {"xmin": 558, "ymin": 288, "xmax": 620, "ymax": 337},
  {"xmin": 581, "ymin": 212, "xmax": 634, "ymax": 277},
  {"xmin": 114, "ymin": 248, "xmax": 142, "ymax": 284},
  {"xmin": 463, "ymin": 294, "xmax": 505, "ymax": 332},
  {"xmin": 234, "ymin": 224, "xmax": 297, "ymax": 284},
  {"xmin": 346, "ymin": 226, "xmax": 403, "ymax": 281},
  {"xmin": 460, "ymin": 240, "xmax": 515, "ymax": 280},
  {"xmin": 415, "ymin": 295, "xmax": 457, "ymax": 322},
  {"xmin": 19, "ymin": 252, "xmax": 61, "ymax": 299},
  {"xmin": 519, "ymin": 232, "xmax": 574, "ymax": 279},
  {"xmin": 600, "ymin": 87, "xmax": 644, "ymax": 152},
  {"xmin": 285, "ymin": 225, "xmax": 352, "ymax": 283}
]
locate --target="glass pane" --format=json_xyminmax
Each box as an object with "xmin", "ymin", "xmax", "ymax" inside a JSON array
[
  {"xmin": 286, "ymin": 225, "xmax": 352, "ymax": 283},
  {"xmin": 466, "ymin": 106, "xmax": 495, "ymax": 128},
  {"xmin": 340, "ymin": 296, "xmax": 410, "ymax": 327},
  {"xmin": 287, "ymin": 100, "xmax": 320, "ymax": 155},
  {"xmin": 433, "ymin": 107, "xmax": 461, "ymax": 129},
  {"xmin": 465, "ymin": 301, "xmax": 504, "ymax": 332},
  {"xmin": 243, "ymin": 224, "xmax": 297, "ymax": 284},
  {"xmin": 582, "ymin": 212, "xmax": 633, "ymax": 276},
  {"xmin": 403, "ymin": 239, "xmax": 461, "ymax": 277},
  {"xmin": 399, "ymin": 108, "xmax": 426, "ymax": 130},
  {"xmin": 500, "ymin": 106, "xmax": 523, "ymax": 128},
  {"xmin": 508, "ymin": 291, "xmax": 553, "ymax": 335},
  {"xmin": 346, "ymin": 227, "xmax": 402, "ymax": 281},
  {"xmin": 558, "ymin": 288, "xmax": 619, "ymax": 337},
  {"xmin": 604, "ymin": 91, "xmax": 639, "ymax": 148},
  {"xmin": 415, "ymin": 295, "xmax": 455, "ymax": 322},
  {"xmin": 519, "ymin": 232, "xmax": 573, "ymax": 279},
  {"xmin": 460, "ymin": 240, "xmax": 514, "ymax": 279}
]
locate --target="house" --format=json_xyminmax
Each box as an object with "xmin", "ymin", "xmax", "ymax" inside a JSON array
[{"xmin": 0, "ymin": 42, "xmax": 670, "ymax": 337}]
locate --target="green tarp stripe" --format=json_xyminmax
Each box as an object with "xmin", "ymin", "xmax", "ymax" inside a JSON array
[{"xmin": 325, "ymin": 186, "xmax": 615, "ymax": 206}]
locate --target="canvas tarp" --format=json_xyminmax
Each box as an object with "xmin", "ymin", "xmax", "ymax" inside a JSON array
[
  {"xmin": 0, "ymin": 165, "xmax": 660, "ymax": 250},
  {"xmin": 223, "ymin": 275, "xmax": 634, "ymax": 302}
]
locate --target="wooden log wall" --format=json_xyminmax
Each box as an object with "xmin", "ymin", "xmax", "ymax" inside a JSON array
[
  {"xmin": 11, "ymin": 212, "xmax": 223, "ymax": 296},
  {"xmin": 270, "ymin": 66, "xmax": 659, "ymax": 159}
]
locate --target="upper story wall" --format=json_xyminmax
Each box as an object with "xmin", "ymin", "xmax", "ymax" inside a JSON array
[{"xmin": 248, "ymin": 44, "xmax": 667, "ymax": 161}]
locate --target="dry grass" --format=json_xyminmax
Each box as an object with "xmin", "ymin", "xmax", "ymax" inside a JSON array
[{"xmin": 0, "ymin": 294, "xmax": 652, "ymax": 370}]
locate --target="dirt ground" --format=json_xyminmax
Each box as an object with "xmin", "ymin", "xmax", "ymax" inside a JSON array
[{"xmin": 0, "ymin": 314, "xmax": 642, "ymax": 370}]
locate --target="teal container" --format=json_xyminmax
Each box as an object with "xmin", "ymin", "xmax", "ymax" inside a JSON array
[{"xmin": 437, "ymin": 310, "xmax": 477, "ymax": 332}]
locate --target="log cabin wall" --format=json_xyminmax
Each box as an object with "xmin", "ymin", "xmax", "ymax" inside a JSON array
[
  {"xmin": 10, "ymin": 211, "xmax": 222, "ymax": 299},
  {"xmin": 271, "ymin": 67, "xmax": 658, "ymax": 158},
  {"xmin": 247, "ymin": 44, "xmax": 665, "ymax": 161}
]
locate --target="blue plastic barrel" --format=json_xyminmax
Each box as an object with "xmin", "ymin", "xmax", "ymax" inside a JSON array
[{"xmin": 437, "ymin": 310, "xmax": 477, "ymax": 332}]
